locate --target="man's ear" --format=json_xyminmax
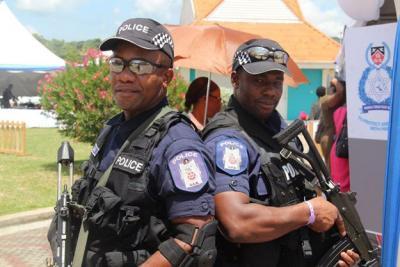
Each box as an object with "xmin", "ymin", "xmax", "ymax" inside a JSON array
[
  {"xmin": 162, "ymin": 68, "xmax": 174, "ymax": 89},
  {"xmin": 231, "ymin": 71, "xmax": 239, "ymax": 89}
]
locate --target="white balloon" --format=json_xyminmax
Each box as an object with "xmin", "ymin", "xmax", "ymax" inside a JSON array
[{"xmin": 337, "ymin": 0, "xmax": 384, "ymax": 21}]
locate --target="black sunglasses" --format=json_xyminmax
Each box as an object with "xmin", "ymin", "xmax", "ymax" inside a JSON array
[
  {"xmin": 108, "ymin": 57, "xmax": 169, "ymax": 75},
  {"xmin": 246, "ymin": 46, "xmax": 289, "ymax": 65}
]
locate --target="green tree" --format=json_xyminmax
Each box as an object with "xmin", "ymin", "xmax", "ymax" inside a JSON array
[{"xmin": 33, "ymin": 33, "xmax": 102, "ymax": 63}]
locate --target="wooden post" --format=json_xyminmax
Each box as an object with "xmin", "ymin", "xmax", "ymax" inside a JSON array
[{"xmin": 0, "ymin": 120, "xmax": 26, "ymax": 155}]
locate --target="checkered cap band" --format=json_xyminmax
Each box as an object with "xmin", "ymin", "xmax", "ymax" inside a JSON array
[
  {"xmin": 234, "ymin": 50, "xmax": 251, "ymax": 66},
  {"xmin": 152, "ymin": 33, "xmax": 174, "ymax": 49}
]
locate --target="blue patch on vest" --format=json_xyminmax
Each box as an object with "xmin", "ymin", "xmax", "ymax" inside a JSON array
[
  {"xmin": 216, "ymin": 138, "xmax": 248, "ymax": 175},
  {"xmin": 168, "ymin": 150, "xmax": 208, "ymax": 192}
]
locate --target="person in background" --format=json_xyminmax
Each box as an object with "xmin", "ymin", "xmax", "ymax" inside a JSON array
[
  {"xmin": 2, "ymin": 84, "xmax": 17, "ymax": 108},
  {"xmin": 309, "ymin": 86, "xmax": 326, "ymax": 120},
  {"xmin": 203, "ymin": 38, "xmax": 359, "ymax": 267},
  {"xmin": 330, "ymin": 80, "xmax": 350, "ymax": 192},
  {"xmin": 316, "ymin": 80, "xmax": 345, "ymax": 170},
  {"xmin": 184, "ymin": 77, "xmax": 222, "ymax": 130}
]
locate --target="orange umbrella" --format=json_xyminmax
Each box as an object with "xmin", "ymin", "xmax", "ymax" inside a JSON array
[{"xmin": 165, "ymin": 24, "xmax": 308, "ymax": 87}]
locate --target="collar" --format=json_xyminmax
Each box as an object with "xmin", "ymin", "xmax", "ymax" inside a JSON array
[{"xmin": 106, "ymin": 98, "xmax": 168, "ymax": 133}]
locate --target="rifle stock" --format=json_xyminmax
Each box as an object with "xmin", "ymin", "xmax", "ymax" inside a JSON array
[{"xmin": 273, "ymin": 119, "xmax": 380, "ymax": 267}]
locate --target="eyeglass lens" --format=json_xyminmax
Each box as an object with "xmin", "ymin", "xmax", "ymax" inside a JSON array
[{"xmin": 108, "ymin": 57, "xmax": 157, "ymax": 75}]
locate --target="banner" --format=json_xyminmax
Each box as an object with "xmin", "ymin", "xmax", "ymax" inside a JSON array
[{"xmin": 345, "ymin": 23, "xmax": 396, "ymax": 140}]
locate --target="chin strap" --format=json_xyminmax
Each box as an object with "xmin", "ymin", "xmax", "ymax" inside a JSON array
[{"xmin": 158, "ymin": 220, "xmax": 218, "ymax": 267}]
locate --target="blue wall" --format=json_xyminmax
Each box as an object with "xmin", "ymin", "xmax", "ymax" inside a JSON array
[
  {"xmin": 189, "ymin": 69, "xmax": 196, "ymax": 82},
  {"xmin": 287, "ymin": 69, "xmax": 322, "ymax": 120}
]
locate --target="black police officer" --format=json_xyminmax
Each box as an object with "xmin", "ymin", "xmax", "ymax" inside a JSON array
[
  {"xmin": 202, "ymin": 39, "xmax": 359, "ymax": 267},
  {"xmin": 66, "ymin": 18, "xmax": 217, "ymax": 267}
]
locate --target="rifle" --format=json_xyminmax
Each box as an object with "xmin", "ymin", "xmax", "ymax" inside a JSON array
[
  {"xmin": 273, "ymin": 119, "xmax": 380, "ymax": 267},
  {"xmin": 48, "ymin": 141, "xmax": 75, "ymax": 267}
]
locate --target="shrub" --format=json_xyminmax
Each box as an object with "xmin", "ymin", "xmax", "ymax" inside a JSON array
[
  {"xmin": 39, "ymin": 49, "xmax": 117, "ymax": 143},
  {"xmin": 39, "ymin": 49, "xmax": 189, "ymax": 143},
  {"xmin": 167, "ymin": 72, "xmax": 189, "ymax": 112}
]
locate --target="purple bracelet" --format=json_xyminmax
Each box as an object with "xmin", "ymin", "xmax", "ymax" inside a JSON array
[{"xmin": 305, "ymin": 201, "xmax": 315, "ymax": 225}]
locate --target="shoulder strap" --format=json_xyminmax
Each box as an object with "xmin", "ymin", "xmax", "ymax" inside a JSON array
[{"xmin": 72, "ymin": 106, "xmax": 173, "ymax": 267}]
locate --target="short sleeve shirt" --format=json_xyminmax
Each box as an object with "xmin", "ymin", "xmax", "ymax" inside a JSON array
[{"xmin": 204, "ymin": 110, "xmax": 286, "ymax": 197}]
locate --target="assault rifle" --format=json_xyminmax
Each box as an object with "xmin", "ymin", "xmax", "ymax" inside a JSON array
[
  {"xmin": 48, "ymin": 141, "xmax": 74, "ymax": 267},
  {"xmin": 273, "ymin": 119, "xmax": 380, "ymax": 267}
]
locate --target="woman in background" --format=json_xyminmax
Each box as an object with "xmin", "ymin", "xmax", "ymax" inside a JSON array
[{"xmin": 184, "ymin": 77, "xmax": 222, "ymax": 130}]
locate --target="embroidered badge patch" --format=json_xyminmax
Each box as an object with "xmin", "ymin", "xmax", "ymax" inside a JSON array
[
  {"xmin": 113, "ymin": 153, "xmax": 146, "ymax": 175},
  {"xmin": 168, "ymin": 150, "xmax": 208, "ymax": 192},
  {"xmin": 91, "ymin": 143, "xmax": 100, "ymax": 157},
  {"xmin": 216, "ymin": 138, "xmax": 248, "ymax": 175}
]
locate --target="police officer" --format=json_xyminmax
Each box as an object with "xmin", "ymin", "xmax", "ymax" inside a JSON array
[
  {"xmin": 68, "ymin": 18, "xmax": 217, "ymax": 267},
  {"xmin": 202, "ymin": 39, "xmax": 359, "ymax": 267}
]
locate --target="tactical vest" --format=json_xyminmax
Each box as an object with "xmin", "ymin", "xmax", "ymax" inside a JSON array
[
  {"xmin": 203, "ymin": 106, "xmax": 309, "ymax": 208},
  {"xmin": 203, "ymin": 100, "xmax": 317, "ymax": 267},
  {"xmin": 72, "ymin": 110, "xmax": 196, "ymax": 264}
]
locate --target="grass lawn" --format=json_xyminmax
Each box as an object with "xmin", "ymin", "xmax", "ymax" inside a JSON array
[{"xmin": 0, "ymin": 128, "xmax": 92, "ymax": 216}]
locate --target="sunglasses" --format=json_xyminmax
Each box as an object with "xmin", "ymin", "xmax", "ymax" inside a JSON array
[
  {"xmin": 108, "ymin": 57, "xmax": 169, "ymax": 75},
  {"xmin": 246, "ymin": 46, "xmax": 289, "ymax": 66}
]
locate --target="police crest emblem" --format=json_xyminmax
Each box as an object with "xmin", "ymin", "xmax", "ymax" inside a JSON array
[
  {"xmin": 216, "ymin": 138, "xmax": 248, "ymax": 175},
  {"xmin": 179, "ymin": 158, "xmax": 203, "ymax": 188},
  {"xmin": 223, "ymin": 146, "xmax": 242, "ymax": 170},
  {"xmin": 359, "ymin": 42, "xmax": 392, "ymax": 113}
]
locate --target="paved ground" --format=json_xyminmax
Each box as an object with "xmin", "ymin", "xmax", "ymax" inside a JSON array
[{"xmin": 0, "ymin": 220, "xmax": 52, "ymax": 267}]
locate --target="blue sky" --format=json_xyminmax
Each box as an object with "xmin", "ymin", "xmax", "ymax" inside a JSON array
[{"xmin": 5, "ymin": 0, "xmax": 353, "ymax": 41}]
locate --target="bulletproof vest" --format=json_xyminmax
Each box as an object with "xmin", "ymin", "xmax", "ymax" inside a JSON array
[
  {"xmin": 203, "ymin": 99, "xmax": 314, "ymax": 267},
  {"xmin": 73, "ymin": 111, "xmax": 195, "ymax": 259}
]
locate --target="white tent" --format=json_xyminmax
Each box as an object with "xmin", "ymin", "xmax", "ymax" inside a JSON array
[{"xmin": 0, "ymin": 0, "xmax": 65, "ymax": 72}]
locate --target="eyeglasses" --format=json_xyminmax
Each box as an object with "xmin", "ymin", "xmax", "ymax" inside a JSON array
[
  {"xmin": 207, "ymin": 95, "xmax": 222, "ymax": 101},
  {"xmin": 246, "ymin": 46, "xmax": 289, "ymax": 66},
  {"xmin": 108, "ymin": 57, "xmax": 169, "ymax": 75}
]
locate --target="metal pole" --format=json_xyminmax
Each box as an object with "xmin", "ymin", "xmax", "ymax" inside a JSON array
[
  {"xmin": 57, "ymin": 163, "xmax": 62, "ymax": 200},
  {"xmin": 69, "ymin": 162, "xmax": 73, "ymax": 188},
  {"xmin": 203, "ymin": 72, "xmax": 212, "ymax": 126}
]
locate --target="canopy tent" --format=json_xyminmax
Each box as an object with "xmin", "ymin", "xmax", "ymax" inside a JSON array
[
  {"xmin": 0, "ymin": 0, "xmax": 65, "ymax": 72},
  {"xmin": 0, "ymin": 72, "xmax": 43, "ymax": 96}
]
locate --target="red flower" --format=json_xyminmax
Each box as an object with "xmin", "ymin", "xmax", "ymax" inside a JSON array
[
  {"xmin": 74, "ymin": 88, "xmax": 84, "ymax": 101},
  {"xmin": 98, "ymin": 90, "xmax": 107, "ymax": 100},
  {"xmin": 299, "ymin": 111, "xmax": 308, "ymax": 121}
]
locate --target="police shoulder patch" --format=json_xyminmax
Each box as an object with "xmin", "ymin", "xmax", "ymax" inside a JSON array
[
  {"xmin": 168, "ymin": 150, "xmax": 208, "ymax": 192},
  {"xmin": 216, "ymin": 138, "xmax": 248, "ymax": 175}
]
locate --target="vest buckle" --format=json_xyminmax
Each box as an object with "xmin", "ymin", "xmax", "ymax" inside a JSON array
[{"xmin": 280, "ymin": 148, "xmax": 292, "ymax": 159}]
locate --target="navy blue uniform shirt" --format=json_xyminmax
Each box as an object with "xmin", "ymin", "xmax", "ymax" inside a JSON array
[{"xmin": 96, "ymin": 98, "xmax": 215, "ymax": 220}]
